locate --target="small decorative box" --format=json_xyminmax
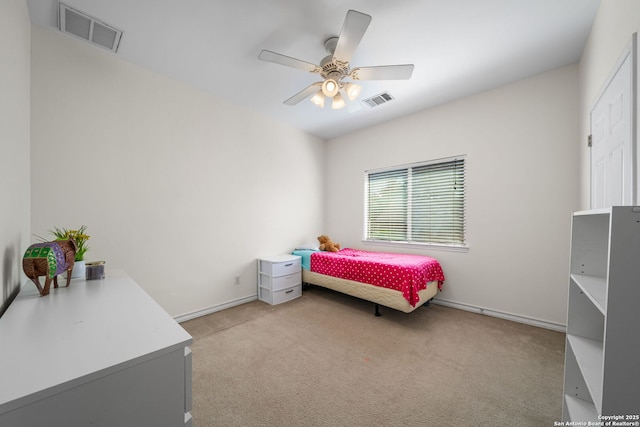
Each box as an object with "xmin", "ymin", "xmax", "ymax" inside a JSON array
[{"xmin": 85, "ymin": 261, "xmax": 105, "ymax": 280}]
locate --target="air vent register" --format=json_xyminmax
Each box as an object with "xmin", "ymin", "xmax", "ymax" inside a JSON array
[{"xmin": 58, "ymin": 3, "xmax": 122, "ymax": 52}]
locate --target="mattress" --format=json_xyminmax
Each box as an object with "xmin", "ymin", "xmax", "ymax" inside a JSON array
[
  {"xmin": 293, "ymin": 248, "xmax": 444, "ymax": 313},
  {"xmin": 302, "ymin": 270, "xmax": 439, "ymax": 313}
]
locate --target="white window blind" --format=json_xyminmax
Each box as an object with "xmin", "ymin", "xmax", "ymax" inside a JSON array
[{"xmin": 365, "ymin": 156, "xmax": 466, "ymax": 246}]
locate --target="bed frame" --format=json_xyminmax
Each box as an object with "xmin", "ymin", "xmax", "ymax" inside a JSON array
[{"xmin": 302, "ymin": 269, "xmax": 439, "ymax": 316}]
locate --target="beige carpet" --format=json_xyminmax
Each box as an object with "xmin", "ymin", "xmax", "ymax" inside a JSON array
[{"xmin": 182, "ymin": 285, "xmax": 565, "ymax": 426}]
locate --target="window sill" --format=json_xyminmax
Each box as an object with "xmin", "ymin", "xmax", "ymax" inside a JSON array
[{"xmin": 362, "ymin": 239, "xmax": 469, "ymax": 253}]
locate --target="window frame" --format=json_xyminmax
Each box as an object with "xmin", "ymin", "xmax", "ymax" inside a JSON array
[{"xmin": 363, "ymin": 155, "xmax": 468, "ymax": 252}]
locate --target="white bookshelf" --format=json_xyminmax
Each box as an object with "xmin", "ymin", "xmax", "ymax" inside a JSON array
[{"xmin": 562, "ymin": 207, "xmax": 640, "ymax": 420}]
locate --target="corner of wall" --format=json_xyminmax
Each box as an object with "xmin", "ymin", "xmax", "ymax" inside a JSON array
[{"xmin": 0, "ymin": 0, "xmax": 31, "ymax": 315}]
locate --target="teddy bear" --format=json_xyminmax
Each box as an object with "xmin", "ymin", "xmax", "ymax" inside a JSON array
[{"xmin": 317, "ymin": 234, "xmax": 341, "ymax": 252}]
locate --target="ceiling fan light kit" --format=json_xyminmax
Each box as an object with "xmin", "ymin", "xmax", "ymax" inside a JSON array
[
  {"xmin": 258, "ymin": 9, "xmax": 414, "ymax": 111},
  {"xmin": 344, "ymin": 82, "xmax": 362, "ymax": 101},
  {"xmin": 322, "ymin": 79, "xmax": 340, "ymax": 97},
  {"xmin": 331, "ymin": 92, "xmax": 346, "ymax": 110},
  {"xmin": 310, "ymin": 91, "xmax": 326, "ymax": 108}
]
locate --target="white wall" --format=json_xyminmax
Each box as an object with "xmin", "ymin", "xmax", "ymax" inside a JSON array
[
  {"xmin": 0, "ymin": 0, "xmax": 30, "ymax": 316},
  {"xmin": 30, "ymin": 26, "xmax": 325, "ymax": 318},
  {"xmin": 21, "ymin": 2, "xmax": 635, "ymax": 325},
  {"xmin": 325, "ymin": 65, "xmax": 580, "ymax": 327},
  {"xmin": 578, "ymin": 0, "xmax": 640, "ymax": 209}
]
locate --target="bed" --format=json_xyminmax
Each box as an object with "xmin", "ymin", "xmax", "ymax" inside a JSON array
[{"xmin": 292, "ymin": 248, "xmax": 445, "ymax": 315}]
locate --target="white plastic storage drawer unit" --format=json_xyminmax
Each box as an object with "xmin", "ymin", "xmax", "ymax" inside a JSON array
[{"xmin": 258, "ymin": 255, "xmax": 302, "ymax": 305}]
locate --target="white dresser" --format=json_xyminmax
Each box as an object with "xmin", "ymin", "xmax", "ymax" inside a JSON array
[
  {"xmin": 0, "ymin": 270, "xmax": 193, "ymax": 427},
  {"xmin": 258, "ymin": 254, "xmax": 302, "ymax": 305}
]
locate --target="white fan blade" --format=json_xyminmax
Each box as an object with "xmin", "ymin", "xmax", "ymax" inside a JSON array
[
  {"xmin": 283, "ymin": 83, "xmax": 322, "ymax": 105},
  {"xmin": 351, "ymin": 64, "xmax": 414, "ymax": 80},
  {"xmin": 333, "ymin": 10, "xmax": 372, "ymax": 64},
  {"xmin": 258, "ymin": 50, "xmax": 319, "ymax": 73}
]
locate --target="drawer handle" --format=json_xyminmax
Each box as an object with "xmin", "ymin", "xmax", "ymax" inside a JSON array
[
  {"xmin": 284, "ymin": 263, "xmax": 293, "ymax": 267},
  {"xmin": 285, "ymin": 289, "xmax": 294, "ymax": 294}
]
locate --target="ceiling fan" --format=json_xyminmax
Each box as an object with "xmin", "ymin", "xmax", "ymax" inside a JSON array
[{"xmin": 258, "ymin": 10, "xmax": 414, "ymax": 110}]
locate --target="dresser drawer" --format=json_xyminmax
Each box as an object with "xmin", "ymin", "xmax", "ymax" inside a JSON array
[
  {"xmin": 272, "ymin": 285, "xmax": 301, "ymax": 305},
  {"xmin": 259, "ymin": 256, "xmax": 301, "ymax": 277},
  {"xmin": 260, "ymin": 272, "xmax": 301, "ymax": 291},
  {"xmin": 259, "ymin": 284, "xmax": 301, "ymax": 305}
]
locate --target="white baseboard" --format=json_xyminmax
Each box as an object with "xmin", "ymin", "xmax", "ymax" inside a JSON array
[
  {"xmin": 432, "ymin": 298, "xmax": 566, "ymax": 333},
  {"xmin": 174, "ymin": 294, "xmax": 257, "ymax": 323},
  {"xmin": 175, "ymin": 294, "xmax": 567, "ymax": 333}
]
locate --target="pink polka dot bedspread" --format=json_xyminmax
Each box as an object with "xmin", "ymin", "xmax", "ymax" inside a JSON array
[{"xmin": 310, "ymin": 248, "xmax": 445, "ymax": 307}]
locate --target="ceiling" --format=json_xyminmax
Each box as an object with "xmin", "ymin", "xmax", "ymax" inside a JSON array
[{"xmin": 27, "ymin": 0, "xmax": 601, "ymax": 140}]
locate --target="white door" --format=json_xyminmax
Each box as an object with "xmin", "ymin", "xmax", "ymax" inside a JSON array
[{"xmin": 590, "ymin": 36, "xmax": 636, "ymax": 209}]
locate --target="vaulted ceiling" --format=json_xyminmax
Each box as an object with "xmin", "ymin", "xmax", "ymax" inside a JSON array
[{"xmin": 27, "ymin": 0, "xmax": 601, "ymax": 139}]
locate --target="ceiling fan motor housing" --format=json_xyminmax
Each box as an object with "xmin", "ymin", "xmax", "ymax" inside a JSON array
[
  {"xmin": 320, "ymin": 37, "xmax": 350, "ymax": 80},
  {"xmin": 320, "ymin": 54, "xmax": 349, "ymax": 80}
]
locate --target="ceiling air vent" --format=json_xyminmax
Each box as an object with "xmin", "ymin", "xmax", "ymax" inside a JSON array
[
  {"xmin": 58, "ymin": 3, "xmax": 123, "ymax": 52},
  {"xmin": 363, "ymin": 92, "xmax": 394, "ymax": 108}
]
